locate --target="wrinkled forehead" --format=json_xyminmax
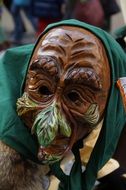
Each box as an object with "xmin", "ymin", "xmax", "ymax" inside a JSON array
[{"xmin": 30, "ymin": 26, "xmax": 108, "ymax": 75}]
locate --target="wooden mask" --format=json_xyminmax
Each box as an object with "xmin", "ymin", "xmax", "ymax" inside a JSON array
[{"xmin": 17, "ymin": 26, "xmax": 110, "ymax": 164}]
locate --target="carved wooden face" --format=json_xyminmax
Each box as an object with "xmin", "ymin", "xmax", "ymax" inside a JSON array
[{"xmin": 17, "ymin": 26, "xmax": 110, "ymax": 164}]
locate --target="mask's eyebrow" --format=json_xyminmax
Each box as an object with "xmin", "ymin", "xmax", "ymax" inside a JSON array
[
  {"xmin": 29, "ymin": 57, "xmax": 59, "ymax": 77},
  {"xmin": 64, "ymin": 67, "xmax": 102, "ymax": 91}
]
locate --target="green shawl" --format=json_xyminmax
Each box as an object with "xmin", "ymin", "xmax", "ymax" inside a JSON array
[{"xmin": 0, "ymin": 19, "xmax": 126, "ymax": 190}]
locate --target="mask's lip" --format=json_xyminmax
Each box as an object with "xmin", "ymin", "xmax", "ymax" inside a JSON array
[
  {"xmin": 37, "ymin": 129, "xmax": 76, "ymax": 163},
  {"xmin": 38, "ymin": 137, "xmax": 70, "ymax": 159}
]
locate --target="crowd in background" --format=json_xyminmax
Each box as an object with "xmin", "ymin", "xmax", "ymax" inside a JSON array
[{"xmin": 0, "ymin": 0, "xmax": 123, "ymax": 51}]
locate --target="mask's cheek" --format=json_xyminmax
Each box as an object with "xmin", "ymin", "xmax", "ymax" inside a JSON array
[
  {"xmin": 16, "ymin": 92, "xmax": 41, "ymax": 129},
  {"xmin": 67, "ymin": 103, "xmax": 100, "ymax": 142}
]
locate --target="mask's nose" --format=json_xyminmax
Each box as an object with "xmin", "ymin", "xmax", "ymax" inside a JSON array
[{"xmin": 31, "ymin": 102, "xmax": 71, "ymax": 148}]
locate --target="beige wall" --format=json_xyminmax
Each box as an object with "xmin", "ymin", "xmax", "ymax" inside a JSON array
[
  {"xmin": 120, "ymin": 0, "xmax": 126, "ymax": 24},
  {"xmin": 111, "ymin": 0, "xmax": 125, "ymax": 32}
]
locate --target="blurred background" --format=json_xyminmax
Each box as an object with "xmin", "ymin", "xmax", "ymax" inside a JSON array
[{"xmin": 0, "ymin": 0, "xmax": 125, "ymax": 51}]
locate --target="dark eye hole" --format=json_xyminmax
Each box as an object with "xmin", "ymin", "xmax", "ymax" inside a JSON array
[
  {"xmin": 67, "ymin": 91, "xmax": 80, "ymax": 103},
  {"xmin": 39, "ymin": 86, "xmax": 52, "ymax": 96}
]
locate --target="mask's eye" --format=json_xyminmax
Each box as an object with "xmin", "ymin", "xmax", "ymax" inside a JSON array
[
  {"xmin": 67, "ymin": 91, "xmax": 80, "ymax": 103},
  {"xmin": 39, "ymin": 86, "xmax": 52, "ymax": 96}
]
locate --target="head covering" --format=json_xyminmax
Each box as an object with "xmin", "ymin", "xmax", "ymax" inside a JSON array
[
  {"xmin": 0, "ymin": 19, "xmax": 126, "ymax": 190},
  {"xmin": 0, "ymin": 45, "xmax": 39, "ymax": 162}
]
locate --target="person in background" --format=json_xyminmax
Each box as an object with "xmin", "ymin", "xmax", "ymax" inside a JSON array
[
  {"xmin": 100, "ymin": 0, "xmax": 120, "ymax": 31},
  {"xmin": 3, "ymin": 0, "xmax": 28, "ymax": 38},
  {"xmin": 63, "ymin": 0, "xmax": 77, "ymax": 19},
  {"xmin": 31, "ymin": 0, "xmax": 65, "ymax": 35},
  {"xmin": 3, "ymin": 0, "xmax": 12, "ymax": 12},
  {"xmin": 64, "ymin": 0, "xmax": 120, "ymax": 31},
  {"xmin": 0, "ymin": 0, "xmax": 10, "ymax": 51},
  {"xmin": 11, "ymin": 0, "xmax": 38, "ymax": 45}
]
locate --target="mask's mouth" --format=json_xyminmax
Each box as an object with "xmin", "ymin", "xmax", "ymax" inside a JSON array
[
  {"xmin": 31, "ymin": 103, "xmax": 72, "ymax": 164},
  {"xmin": 37, "ymin": 134, "xmax": 71, "ymax": 164}
]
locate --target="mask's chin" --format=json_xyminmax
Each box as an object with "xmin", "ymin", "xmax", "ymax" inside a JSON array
[
  {"xmin": 35, "ymin": 119, "xmax": 94, "ymax": 164},
  {"xmin": 37, "ymin": 135, "xmax": 72, "ymax": 164}
]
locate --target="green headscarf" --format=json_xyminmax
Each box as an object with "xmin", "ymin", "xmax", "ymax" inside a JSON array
[{"xmin": 0, "ymin": 19, "xmax": 126, "ymax": 190}]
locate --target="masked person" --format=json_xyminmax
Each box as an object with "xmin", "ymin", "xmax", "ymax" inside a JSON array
[{"xmin": 0, "ymin": 19, "xmax": 126, "ymax": 190}]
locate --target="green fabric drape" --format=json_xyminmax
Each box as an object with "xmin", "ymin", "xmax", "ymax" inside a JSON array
[
  {"xmin": 0, "ymin": 19, "xmax": 126, "ymax": 190},
  {"xmin": 113, "ymin": 25, "xmax": 126, "ymax": 39},
  {"xmin": 0, "ymin": 45, "xmax": 40, "ymax": 163}
]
